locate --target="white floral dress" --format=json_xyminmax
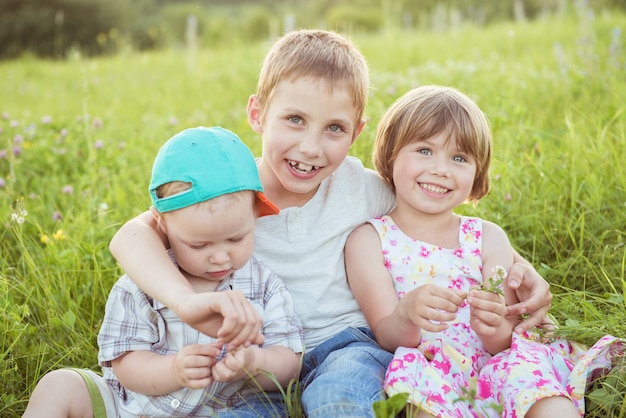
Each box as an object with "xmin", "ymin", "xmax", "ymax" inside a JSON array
[{"xmin": 369, "ymin": 215, "xmax": 623, "ymax": 417}]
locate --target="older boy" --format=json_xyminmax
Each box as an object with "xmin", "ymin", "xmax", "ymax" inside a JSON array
[{"xmin": 109, "ymin": 30, "xmax": 552, "ymax": 416}]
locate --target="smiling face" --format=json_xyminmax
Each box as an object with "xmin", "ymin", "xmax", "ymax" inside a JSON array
[
  {"xmin": 374, "ymin": 86, "xmax": 492, "ymax": 206},
  {"xmin": 248, "ymin": 77, "xmax": 364, "ymax": 208},
  {"xmin": 392, "ymin": 131, "xmax": 478, "ymax": 217},
  {"xmin": 156, "ymin": 191, "xmax": 256, "ymax": 290}
]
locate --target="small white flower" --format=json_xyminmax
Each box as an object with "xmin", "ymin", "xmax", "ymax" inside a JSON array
[
  {"xmin": 492, "ymin": 265, "xmax": 508, "ymax": 280},
  {"xmin": 10, "ymin": 198, "xmax": 28, "ymax": 224}
]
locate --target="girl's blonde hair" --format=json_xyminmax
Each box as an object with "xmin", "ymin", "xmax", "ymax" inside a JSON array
[
  {"xmin": 373, "ymin": 85, "xmax": 492, "ymax": 204},
  {"xmin": 255, "ymin": 29, "xmax": 369, "ymax": 129}
]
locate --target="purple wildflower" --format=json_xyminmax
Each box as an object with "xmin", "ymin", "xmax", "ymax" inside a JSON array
[{"xmin": 62, "ymin": 185, "xmax": 74, "ymax": 194}]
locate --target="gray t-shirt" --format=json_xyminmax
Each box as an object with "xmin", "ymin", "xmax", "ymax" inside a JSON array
[{"xmin": 254, "ymin": 156, "xmax": 395, "ymax": 349}]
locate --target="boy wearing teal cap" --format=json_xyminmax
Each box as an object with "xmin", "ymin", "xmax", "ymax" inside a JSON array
[{"xmin": 24, "ymin": 127, "xmax": 303, "ymax": 418}]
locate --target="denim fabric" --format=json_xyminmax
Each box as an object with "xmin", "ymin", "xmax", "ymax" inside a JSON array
[{"xmin": 300, "ymin": 327, "xmax": 393, "ymax": 418}]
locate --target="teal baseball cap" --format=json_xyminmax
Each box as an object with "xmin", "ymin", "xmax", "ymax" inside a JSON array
[{"xmin": 149, "ymin": 126, "xmax": 279, "ymax": 216}]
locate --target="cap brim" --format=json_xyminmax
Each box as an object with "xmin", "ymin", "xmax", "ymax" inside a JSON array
[{"xmin": 256, "ymin": 192, "xmax": 280, "ymax": 217}]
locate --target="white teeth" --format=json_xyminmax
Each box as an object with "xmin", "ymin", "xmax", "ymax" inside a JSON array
[
  {"xmin": 421, "ymin": 183, "xmax": 448, "ymax": 194},
  {"xmin": 297, "ymin": 162, "xmax": 313, "ymax": 171},
  {"xmin": 289, "ymin": 160, "xmax": 318, "ymax": 172}
]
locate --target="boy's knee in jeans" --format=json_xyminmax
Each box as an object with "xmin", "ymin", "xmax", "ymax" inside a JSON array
[{"xmin": 301, "ymin": 343, "xmax": 391, "ymax": 418}]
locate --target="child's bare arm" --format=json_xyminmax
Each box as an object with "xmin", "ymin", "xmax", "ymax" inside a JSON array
[
  {"xmin": 111, "ymin": 343, "xmax": 222, "ymax": 395},
  {"xmin": 109, "ymin": 211, "xmax": 264, "ymax": 348},
  {"xmin": 473, "ymin": 221, "xmax": 518, "ymax": 354},
  {"xmin": 345, "ymin": 224, "xmax": 463, "ymax": 352}
]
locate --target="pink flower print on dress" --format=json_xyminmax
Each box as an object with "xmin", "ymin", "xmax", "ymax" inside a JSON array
[
  {"xmin": 420, "ymin": 246, "xmax": 431, "ymax": 257},
  {"xmin": 384, "ymin": 257, "xmax": 392, "ymax": 269},
  {"xmin": 426, "ymin": 392, "xmax": 445, "ymax": 404},
  {"xmin": 534, "ymin": 378, "xmax": 553, "ymax": 389},
  {"xmin": 450, "ymin": 278, "xmax": 464, "ymax": 290},
  {"xmin": 431, "ymin": 356, "xmax": 452, "ymax": 374},
  {"xmin": 386, "ymin": 376, "xmax": 401, "ymax": 386},
  {"xmin": 388, "ymin": 358, "xmax": 405, "ymax": 372},
  {"xmin": 390, "ymin": 239, "xmax": 397, "ymax": 247},
  {"xmin": 453, "ymin": 249, "xmax": 463, "ymax": 258},
  {"xmin": 403, "ymin": 352, "xmax": 417, "ymax": 362},
  {"xmin": 477, "ymin": 377, "xmax": 493, "ymax": 399}
]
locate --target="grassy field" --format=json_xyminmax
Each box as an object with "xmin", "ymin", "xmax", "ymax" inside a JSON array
[{"xmin": 2, "ymin": 4, "xmax": 626, "ymax": 417}]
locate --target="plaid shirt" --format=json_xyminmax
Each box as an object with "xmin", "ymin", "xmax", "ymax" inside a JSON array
[{"xmin": 97, "ymin": 255, "xmax": 303, "ymax": 417}]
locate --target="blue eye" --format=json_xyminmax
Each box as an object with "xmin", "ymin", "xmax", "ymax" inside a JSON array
[
  {"xmin": 329, "ymin": 124, "xmax": 345, "ymax": 133},
  {"xmin": 288, "ymin": 115, "xmax": 302, "ymax": 124}
]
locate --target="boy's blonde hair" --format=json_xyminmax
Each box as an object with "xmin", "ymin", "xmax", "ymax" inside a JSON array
[
  {"xmin": 256, "ymin": 29, "xmax": 369, "ymax": 127},
  {"xmin": 156, "ymin": 181, "xmax": 255, "ymax": 215},
  {"xmin": 373, "ymin": 85, "xmax": 492, "ymax": 204}
]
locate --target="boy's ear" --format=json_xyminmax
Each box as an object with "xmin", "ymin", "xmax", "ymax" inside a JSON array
[
  {"xmin": 247, "ymin": 94, "xmax": 263, "ymax": 134},
  {"xmin": 352, "ymin": 119, "xmax": 367, "ymax": 145},
  {"xmin": 149, "ymin": 206, "xmax": 168, "ymax": 235}
]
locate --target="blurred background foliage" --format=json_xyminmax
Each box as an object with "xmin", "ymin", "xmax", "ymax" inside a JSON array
[{"xmin": 2, "ymin": 0, "xmax": 626, "ymax": 60}]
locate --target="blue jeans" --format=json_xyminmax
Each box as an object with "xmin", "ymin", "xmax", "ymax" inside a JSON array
[{"xmin": 300, "ymin": 327, "xmax": 393, "ymax": 418}]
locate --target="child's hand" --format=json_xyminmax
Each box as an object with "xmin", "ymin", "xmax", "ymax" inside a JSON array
[
  {"xmin": 177, "ymin": 291, "xmax": 265, "ymax": 351},
  {"xmin": 467, "ymin": 289, "xmax": 507, "ymax": 337},
  {"xmin": 211, "ymin": 346, "xmax": 257, "ymax": 383},
  {"xmin": 401, "ymin": 284, "xmax": 464, "ymax": 333},
  {"xmin": 505, "ymin": 262, "xmax": 552, "ymax": 334},
  {"xmin": 174, "ymin": 343, "xmax": 222, "ymax": 389}
]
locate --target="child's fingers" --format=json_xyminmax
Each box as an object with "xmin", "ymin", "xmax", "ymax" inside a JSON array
[
  {"xmin": 511, "ymin": 305, "xmax": 550, "ymax": 335},
  {"xmin": 214, "ymin": 290, "xmax": 264, "ymax": 349},
  {"xmin": 468, "ymin": 291, "xmax": 506, "ymax": 316},
  {"xmin": 175, "ymin": 345, "xmax": 219, "ymax": 388},
  {"xmin": 422, "ymin": 286, "xmax": 464, "ymax": 311}
]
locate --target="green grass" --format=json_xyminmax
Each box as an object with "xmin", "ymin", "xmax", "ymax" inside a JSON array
[{"xmin": 2, "ymin": 6, "xmax": 626, "ymax": 417}]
